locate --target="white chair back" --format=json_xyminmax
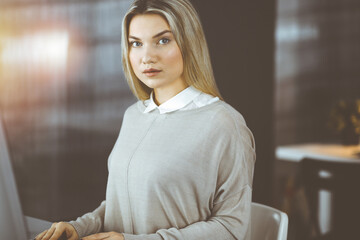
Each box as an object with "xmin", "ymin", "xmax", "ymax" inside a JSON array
[{"xmin": 251, "ymin": 202, "xmax": 288, "ymax": 240}]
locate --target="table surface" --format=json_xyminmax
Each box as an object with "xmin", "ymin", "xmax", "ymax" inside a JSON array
[{"xmin": 276, "ymin": 143, "xmax": 360, "ymax": 163}]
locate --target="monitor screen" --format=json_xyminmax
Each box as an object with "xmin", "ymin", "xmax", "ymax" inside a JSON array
[{"xmin": 0, "ymin": 116, "xmax": 28, "ymax": 239}]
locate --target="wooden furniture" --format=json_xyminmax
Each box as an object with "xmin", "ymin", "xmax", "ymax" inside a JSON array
[
  {"xmin": 301, "ymin": 158, "xmax": 360, "ymax": 240},
  {"xmin": 276, "ymin": 144, "xmax": 360, "ymax": 163},
  {"xmin": 275, "ymin": 144, "xmax": 360, "ymax": 240}
]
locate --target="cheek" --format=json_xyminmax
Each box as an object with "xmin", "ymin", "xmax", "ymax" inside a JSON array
[
  {"xmin": 129, "ymin": 51, "xmax": 139, "ymax": 72},
  {"xmin": 165, "ymin": 47, "xmax": 183, "ymax": 71}
]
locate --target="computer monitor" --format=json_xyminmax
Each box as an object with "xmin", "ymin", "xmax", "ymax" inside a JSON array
[{"xmin": 0, "ymin": 114, "xmax": 29, "ymax": 239}]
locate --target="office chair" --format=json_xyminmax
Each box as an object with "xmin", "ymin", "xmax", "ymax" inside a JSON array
[
  {"xmin": 301, "ymin": 157, "xmax": 360, "ymax": 240},
  {"xmin": 251, "ymin": 202, "xmax": 288, "ymax": 240}
]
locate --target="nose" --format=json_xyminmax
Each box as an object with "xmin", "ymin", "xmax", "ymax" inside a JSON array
[{"xmin": 141, "ymin": 45, "xmax": 157, "ymax": 64}]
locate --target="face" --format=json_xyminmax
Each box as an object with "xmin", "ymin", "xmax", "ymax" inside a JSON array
[{"xmin": 128, "ymin": 14, "xmax": 186, "ymax": 96}]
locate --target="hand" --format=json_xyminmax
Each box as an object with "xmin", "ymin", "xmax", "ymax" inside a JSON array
[
  {"xmin": 82, "ymin": 232, "xmax": 124, "ymax": 240},
  {"xmin": 35, "ymin": 222, "xmax": 78, "ymax": 240}
]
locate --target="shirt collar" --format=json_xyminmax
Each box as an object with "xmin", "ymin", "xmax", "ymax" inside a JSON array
[{"xmin": 143, "ymin": 86, "xmax": 202, "ymax": 114}]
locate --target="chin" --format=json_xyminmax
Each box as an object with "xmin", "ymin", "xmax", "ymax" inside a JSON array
[{"xmin": 141, "ymin": 79, "xmax": 164, "ymax": 89}]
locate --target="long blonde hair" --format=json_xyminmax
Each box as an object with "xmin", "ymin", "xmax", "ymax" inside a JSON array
[{"xmin": 121, "ymin": 0, "xmax": 223, "ymax": 100}]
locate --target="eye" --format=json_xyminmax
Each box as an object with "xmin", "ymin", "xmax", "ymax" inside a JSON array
[
  {"xmin": 158, "ymin": 38, "xmax": 170, "ymax": 45},
  {"xmin": 129, "ymin": 41, "xmax": 142, "ymax": 48}
]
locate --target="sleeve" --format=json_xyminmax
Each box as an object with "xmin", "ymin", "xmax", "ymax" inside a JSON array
[
  {"xmin": 68, "ymin": 200, "xmax": 106, "ymax": 238},
  {"xmin": 123, "ymin": 117, "xmax": 256, "ymax": 240}
]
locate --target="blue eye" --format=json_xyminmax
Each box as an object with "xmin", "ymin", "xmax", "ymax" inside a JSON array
[
  {"xmin": 130, "ymin": 41, "xmax": 142, "ymax": 48},
  {"xmin": 159, "ymin": 38, "xmax": 170, "ymax": 45}
]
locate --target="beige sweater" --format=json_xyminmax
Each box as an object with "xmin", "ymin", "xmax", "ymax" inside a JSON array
[{"xmin": 70, "ymin": 100, "xmax": 256, "ymax": 240}]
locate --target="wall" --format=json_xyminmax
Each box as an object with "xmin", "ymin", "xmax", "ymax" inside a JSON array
[{"xmin": 275, "ymin": 0, "xmax": 360, "ymax": 145}]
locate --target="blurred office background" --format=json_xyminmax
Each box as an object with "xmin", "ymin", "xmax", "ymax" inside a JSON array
[
  {"xmin": 0, "ymin": 0, "xmax": 135, "ymax": 221},
  {"xmin": 0, "ymin": 0, "xmax": 359, "ymax": 239}
]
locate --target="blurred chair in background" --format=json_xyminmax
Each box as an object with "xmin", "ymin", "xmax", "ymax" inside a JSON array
[
  {"xmin": 301, "ymin": 157, "xmax": 360, "ymax": 240},
  {"xmin": 251, "ymin": 202, "xmax": 289, "ymax": 240}
]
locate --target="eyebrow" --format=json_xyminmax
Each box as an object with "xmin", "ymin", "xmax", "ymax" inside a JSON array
[{"xmin": 129, "ymin": 30, "xmax": 172, "ymax": 40}]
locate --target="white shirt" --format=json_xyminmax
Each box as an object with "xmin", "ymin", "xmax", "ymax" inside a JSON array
[{"xmin": 143, "ymin": 86, "xmax": 220, "ymax": 114}]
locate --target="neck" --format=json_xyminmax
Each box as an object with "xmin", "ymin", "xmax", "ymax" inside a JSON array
[{"xmin": 153, "ymin": 82, "xmax": 188, "ymax": 105}]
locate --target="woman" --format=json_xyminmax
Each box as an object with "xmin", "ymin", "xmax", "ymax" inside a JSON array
[{"xmin": 36, "ymin": 0, "xmax": 255, "ymax": 239}]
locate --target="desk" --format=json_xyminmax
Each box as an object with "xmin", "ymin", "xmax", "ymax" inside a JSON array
[
  {"xmin": 275, "ymin": 143, "xmax": 360, "ymax": 239},
  {"xmin": 276, "ymin": 143, "xmax": 360, "ymax": 163}
]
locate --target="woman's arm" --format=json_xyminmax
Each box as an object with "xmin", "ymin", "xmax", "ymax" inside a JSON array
[
  {"xmin": 35, "ymin": 201, "xmax": 107, "ymax": 240},
  {"xmin": 68, "ymin": 200, "xmax": 106, "ymax": 238}
]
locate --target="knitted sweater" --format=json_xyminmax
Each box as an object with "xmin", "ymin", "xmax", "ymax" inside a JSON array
[{"xmin": 70, "ymin": 100, "xmax": 256, "ymax": 240}]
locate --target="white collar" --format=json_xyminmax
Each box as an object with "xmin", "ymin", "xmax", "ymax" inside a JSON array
[{"xmin": 143, "ymin": 86, "xmax": 202, "ymax": 114}]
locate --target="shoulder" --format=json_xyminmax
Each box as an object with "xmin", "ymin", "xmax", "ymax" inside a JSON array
[
  {"xmin": 123, "ymin": 101, "xmax": 143, "ymax": 118},
  {"xmin": 210, "ymin": 101, "xmax": 247, "ymax": 133},
  {"xmin": 213, "ymin": 101, "xmax": 247, "ymax": 126},
  {"xmin": 210, "ymin": 101, "xmax": 255, "ymax": 150}
]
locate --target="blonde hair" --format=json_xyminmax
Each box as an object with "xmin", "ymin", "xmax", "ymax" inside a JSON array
[{"xmin": 121, "ymin": 0, "xmax": 223, "ymax": 100}]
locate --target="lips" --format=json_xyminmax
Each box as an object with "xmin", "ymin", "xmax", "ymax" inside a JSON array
[
  {"xmin": 143, "ymin": 68, "xmax": 161, "ymax": 73},
  {"xmin": 143, "ymin": 68, "xmax": 162, "ymax": 77}
]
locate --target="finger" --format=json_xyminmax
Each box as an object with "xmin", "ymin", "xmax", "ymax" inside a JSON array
[
  {"xmin": 48, "ymin": 224, "xmax": 66, "ymax": 240},
  {"xmin": 34, "ymin": 229, "xmax": 47, "ymax": 240},
  {"xmin": 40, "ymin": 225, "xmax": 56, "ymax": 240}
]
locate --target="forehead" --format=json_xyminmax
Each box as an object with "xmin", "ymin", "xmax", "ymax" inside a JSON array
[{"xmin": 128, "ymin": 14, "xmax": 171, "ymax": 37}]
